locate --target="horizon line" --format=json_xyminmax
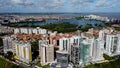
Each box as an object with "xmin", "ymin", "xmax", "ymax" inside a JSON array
[{"xmin": 0, "ymin": 12, "xmax": 120, "ymax": 14}]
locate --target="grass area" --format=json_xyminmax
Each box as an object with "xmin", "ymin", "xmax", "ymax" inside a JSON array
[
  {"xmin": 84, "ymin": 54, "xmax": 120, "ymax": 68},
  {"xmin": 103, "ymin": 54, "xmax": 115, "ymax": 60},
  {"xmin": 37, "ymin": 63, "xmax": 50, "ymax": 68},
  {"xmin": 0, "ymin": 57, "xmax": 23, "ymax": 68}
]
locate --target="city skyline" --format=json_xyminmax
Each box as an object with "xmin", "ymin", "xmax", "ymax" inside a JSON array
[{"xmin": 0, "ymin": 0, "xmax": 120, "ymax": 13}]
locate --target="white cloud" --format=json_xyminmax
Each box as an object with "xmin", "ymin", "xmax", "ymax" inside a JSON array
[
  {"xmin": 0, "ymin": 0, "xmax": 119, "ymax": 12},
  {"xmin": 12, "ymin": 0, "xmax": 22, "ymax": 3},
  {"xmin": 71, "ymin": 0, "xmax": 95, "ymax": 6},
  {"xmin": 0, "ymin": 0, "xmax": 12, "ymax": 8},
  {"xmin": 96, "ymin": 0, "xmax": 115, "ymax": 8},
  {"xmin": 11, "ymin": 0, "xmax": 34, "ymax": 6},
  {"xmin": 39, "ymin": 0, "xmax": 65, "ymax": 9}
]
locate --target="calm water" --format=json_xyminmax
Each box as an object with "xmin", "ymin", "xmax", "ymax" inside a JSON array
[
  {"xmin": 9, "ymin": 19, "xmax": 104, "ymax": 28},
  {"xmin": 1, "ymin": 13, "xmax": 120, "ymax": 19}
]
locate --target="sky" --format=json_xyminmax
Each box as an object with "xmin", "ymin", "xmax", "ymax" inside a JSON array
[{"xmin": 0, "ymin": 0, "xmax": 120, "ymax": 13}]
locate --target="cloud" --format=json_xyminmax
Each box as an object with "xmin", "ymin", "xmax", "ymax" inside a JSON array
[
  {"xmin": 39, "ymin": 0, "xmax": 65, "ymax": 9},
  {"xmin": 0, "ymin": 0, "xmax": 120, "ymax": 12},
  {"xmin": 12, "ymin": 0, "xmax": 21, "ymax": 3},
  {"xmin": 0, "ymin": 0, "xmax": 65, "ymax": 10},
  {"xmin": 96, "ymin": 0, "xmax": 112, "ymax": 8},
  {"xmin": 71, "ymin": 0, "xmax": 95, "ymax": 6},
  {"xmin": 11, "ymin": 0, "xmax": 35, "ymax": 6},
  {"xmin": 0, "ymin": 0, "xmax": 13, "ymax": 8}
]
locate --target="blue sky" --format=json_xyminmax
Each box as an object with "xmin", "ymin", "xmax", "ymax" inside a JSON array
[{"xmin": 0, "ymin": 0, "xmax": 120, "ymax": 13}]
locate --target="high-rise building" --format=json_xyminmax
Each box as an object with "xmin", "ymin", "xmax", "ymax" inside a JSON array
[
  {"xmin": 70, "ymin": 44, "xmax": 80, "ymax": 65},
  {"xmin": 14, "ymin": 27, "xmax": 48, "ymax": 35},
  {"xmin": 105, "ymin": 34, "xmax": 120, "ymax": 56},
  {"xmin": 3, "ymin": 36, "xmax": 13, "ymax": 53},
  {"xmin": 33, "ymin": 29, "xmax": 38, "ymax": 34},
  {"xmin": 14, "ymin": 41, "xmax": 32, "ymax": 63},
  {"xmin": 80, "ymin": 39, "xmax": 91, "ymax": 65},
  {"xmin": 56, "ymin": 50, "xmax": 69, "ymax": 68},
  {"xmin": 14, "ymin": 28, "xmax": 20, "ymax": 34},
  {"xmin": 99, "ymin": 30, "xmax": 105, "ymax": 40},
  {"xmin": 92, "ymin": 39, "xmax": 104, "ymax": 61},
  {"xmin": 28, "ymin": 28, "xmax": 32, "ymax": 34},
  {"xmin": 20, "ymin": 28, "xmax": 28, "ymax": 34},
  {"xmin": 70, "ymin": 36, "xmax": 81, "ymax": 45},
  {"xmin": 59, "ymin": 36, "xmax": 81, "ymax": 52},
  {"xmin": 39, "ymin": 40, "xmax": 54, "ymax": 65},
  {"xmin": 59, "ymin": 37, "xmax": 70, "ymax": 51}
]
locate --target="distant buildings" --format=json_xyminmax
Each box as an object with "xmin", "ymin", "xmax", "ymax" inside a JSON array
[
  {"xmin": 85, "ymin": 15, "xmax": 110, "ymax": 22},
  {"xmin": 0, "ymin": 25, "xmax": 13, "ymax": 34},
  {"xmin": 14, "ymin": 27, "xmax": 47, "ymax": 35}
]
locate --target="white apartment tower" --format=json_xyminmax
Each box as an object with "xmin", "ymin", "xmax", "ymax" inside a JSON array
[
  {"xmin": 59, "ymin": 37, "xmax": 70, "ymax": 51},
  {"xmin": 14, "ymin": 41, "xmax": 32, "ymax": 63},
  {"xmin": 99, "ymin": 30, "xmax": 105, "ymax": 40},
  {"xmin": 105, "ymin": 34, "xmax": 120, "ymax": 56},
  {"xmin": 39, "ymin": 40, "xmax": 54, "ymax": 65},
  {"xmin": 92, "ymin": 39, "xmax": 104, "ymax": 61},
  {"xmin": 3, "ymin": 36, "xmax": 13, "ymax": 53}
]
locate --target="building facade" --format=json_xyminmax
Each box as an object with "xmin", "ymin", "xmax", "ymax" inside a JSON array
[
  {"xmin": 39, "ymin": 40, "xmax": 54, "ymax": 65},
  {"xmin": 56, "ymin": 50, "xmax": 69, "ymax": 68},
  {"xmin": 14, "ymin": 41, "xmax": 32, "ymax": 63},
  {"xmin": 3, "ymin": 36, "xmax": 14, "ymax": 53},
  {"xmin": 105, "ymin": 34, "xmax": 120, "ymax": 56}
]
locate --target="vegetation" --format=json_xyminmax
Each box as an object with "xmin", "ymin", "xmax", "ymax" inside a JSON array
[
  {"xmin": 103, "ymin": 54, "xmax": 115, "ymax": 60},
  {"xmin": 84, "ymin": 54, "xmax": 120, "ymax": 68},
  {"xmin": 0, "ymin": 57, "xmax": 23, "ymax": 68},
  {"xmin": 104, "ymin": 23, "xmax": 112, "ymax": 27},
  {"xmin": 40, "ymin": 23, "xmax": 97, "ymax": 32},
  {"xmin": 54, "ymin": 47, "xmax": 59, "ymax": 58},
  {"xmin": 3, "ymin": 22, "xmax": 104, "ymax": 33},
  {"xmin": 4, "ymin": 51, "xmax": 14, "ymax": 61},
  {"xmin": 40, "ymin": 22, "xmax": 78, "ymax": 33},
  {"xmin": 114, "ymin": 27, "xmax": 120, "ymax": 31},
  {"xmin": 31, "ymin": 40, "xmax": 39, "ymax": 60},
  {"xmin": 80, "ymin": 24, "xmax": 93, "ymax": 32},
  {"xmin": 75, "ymin": 17, "xmax": 84, "ymax": 20},
  {"xmin": 37, "ymin": 63, "xmax": 50, "ymax": 68},
  {"xmin": 0, "ymin": 38, "xmax": 3, "ymax": 47}
]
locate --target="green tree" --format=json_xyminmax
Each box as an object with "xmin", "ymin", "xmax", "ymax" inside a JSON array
[{"xmin": 0, "ymin": 38, "xmax": 3, "ymax": 47}]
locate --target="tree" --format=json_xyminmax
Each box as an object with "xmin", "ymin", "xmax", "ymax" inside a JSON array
[
  {"xmin": 4, "ymin": 51, "xmax": 13, "ymax": 61},
  {"xmin": 31, "ymin": 41, "xmax": 39, "ymax": 60},
  {"xmin": 0, "ymin": 38, "xmax": 3, "ymax": 47}
]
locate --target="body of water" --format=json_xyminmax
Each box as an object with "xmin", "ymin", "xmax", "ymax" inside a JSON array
[
  {"xmin": 1, "ymin": 13, "xmax": 120, "ymax": 19},
  {"xmin": 9, "ymin": 19, "xmax": 105, "ymax": 28},
  {"xmin": 2, "ymin": 13, "xmax": 119, "ymax": 27}
]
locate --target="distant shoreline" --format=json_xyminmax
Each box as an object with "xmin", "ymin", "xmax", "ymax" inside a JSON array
[{"xmin": 0, "ymin": 12, "xmax": 120, "ymax": 14}]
